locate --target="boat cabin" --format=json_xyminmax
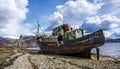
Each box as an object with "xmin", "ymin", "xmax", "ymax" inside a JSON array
[
  {"xmin": 37, "ymin": 24, "xmax": 84, "ymax": 43},
  {"xmin": 52, "ymin": 24, "xmax": 84, "ymax": 41}
]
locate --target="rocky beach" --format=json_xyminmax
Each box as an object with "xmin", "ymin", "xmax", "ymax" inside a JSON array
[
  {"xmin": 1, "ymin": 49, "xmax": 120, "ymax": 69},
  {"xmin": 1, "ymin": 0, "xmax": 120, "ymax": 69}
]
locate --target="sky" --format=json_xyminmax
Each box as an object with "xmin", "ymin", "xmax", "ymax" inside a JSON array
[{"xmin": 0, "ymin": 0, "xmax": 120, "ymax": 39}]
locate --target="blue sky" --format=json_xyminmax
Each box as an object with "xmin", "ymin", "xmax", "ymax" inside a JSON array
[
  {"xmin": 0, "ymin": 0, "xmax": 120, "ymax": 39},
  {"xmin": 25, "ymin": 0, "xmax": 67, "ymax": 29}
]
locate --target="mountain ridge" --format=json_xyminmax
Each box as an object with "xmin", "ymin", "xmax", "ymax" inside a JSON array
[
  {"xmin": 0, "ymin": 36, "xmax": 120, "ymax": 47},
  {"xmin": 0, "ymin": 35, "xmax": 37, "ymax": 47}
]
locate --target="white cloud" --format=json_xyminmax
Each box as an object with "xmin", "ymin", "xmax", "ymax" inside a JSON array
[
  {"xmin": 56, "ymin": 0, "xmax": 103, "ymax": 18},
  {"xmin": 47, "ymin": 12, "xmax": 63, "ymax": 31},
  {"xmin": 86, "ymin": 16, "xmax": 101, "ymax": 24},
  {"xmin": 104, "ymin": 31, "xmax": 112, "ymax": 38},
  {"xmin": 110, "ymin": 28, "xmax": 120, "ymax": 38},
  {"xmin": 49, "ymin": 12, "xmax": 63, "ymax": 25},
  {"xmin": 99, "ymin": 0, "xmax": 120, "ymax": 4},
  {"xmin": 86, "ymin": 15, "xmax": 120, "ymax": 26},
  {"xmin": 0, "ymin": 0, "xmax": 29, "ymax": 39},
  {"xmin": 48, "ymin": 0, "xmax": 103, "ymax": 31},
  {"xmin": 48, "ymin": 0, "xmax": 120, "ymax": 38},
  {"xmin": 97, "ymin": 0, "xmax": 120, "ymax": 16},
  {"xmin": 71, "ymin": 25, "xmax": 80, "ymax": 30},
  {"xmin": 82, "ymin": 14, "xmax": 120, "ymax": 38},
  {"xmin": 21, "ymin": 23, "xmax": 34, "ymax": 35}
]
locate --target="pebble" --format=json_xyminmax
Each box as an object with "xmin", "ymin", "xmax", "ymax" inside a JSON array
[
  {"xmin": 4, "ymin": 53, "xmax": 33, "ymax": 69},
  {"xmin": 4, "ymin": 53, "xmax": 120, "ymax": 69}
]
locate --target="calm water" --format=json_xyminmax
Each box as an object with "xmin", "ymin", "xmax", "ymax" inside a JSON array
[
  {"xmin": 27, "ymin": 47, "xmax": 40, "ymax": 50},
  {"xmin": 27, "ymin": 43, "xmax": 120, "ymax": 58},
  {"xmin": 92, "ymin": 43, "xmax": 120, "ymax": 58}
]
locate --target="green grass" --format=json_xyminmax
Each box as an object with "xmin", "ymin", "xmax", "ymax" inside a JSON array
[
  {"xmin": 0, "ymin": 47, "xmax": 15, "ymax": 64},
  {"xmin": 0, "ymin": 52, "xmax": 14, "ymax": 59}
]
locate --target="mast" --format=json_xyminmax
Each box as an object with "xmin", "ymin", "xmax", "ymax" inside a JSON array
[
  {"xmin": 36, "ymin": 22, "xmax": 39, "ymax": 37},
  {"xmin": 36, "ymin": 19, "xmax": 45, "ymax": 37}
]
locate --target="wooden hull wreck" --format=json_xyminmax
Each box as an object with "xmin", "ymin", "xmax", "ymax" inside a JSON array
[{"xmin": 36, "ymin": 29, "xmax": 105, "ymax": 57}]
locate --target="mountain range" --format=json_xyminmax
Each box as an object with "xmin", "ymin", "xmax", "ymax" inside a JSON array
[
  {"xmin": 0, "ymin": 36, "xmax": 37, "ymax": 48},
  {"xmin": 0, "ymin": 36, "xmax": 120, "ymax": 47},
  {"xmin": 106, "ymin": 38, "xmax": 120, "ymax": 43}
]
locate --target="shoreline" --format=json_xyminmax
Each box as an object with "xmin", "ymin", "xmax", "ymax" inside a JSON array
[
  {"xmin": 27, "ymin": 49, "xmax": 120, "ymax": 60},
  {"xmin": 1, "ymin": 49, "xmax": 120, "ymax": 69},
  {"xmin": 29, "ymin": 53, "xmax": 120, "ymax": 69},
  {"xmin": 91, "ymin": 53, "xmax": 120, "ymax": 60}
]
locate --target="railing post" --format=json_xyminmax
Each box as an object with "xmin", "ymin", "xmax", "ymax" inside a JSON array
[{"xmin": 96, "ymin": 47, "xmax": 99, "ymax": 60}]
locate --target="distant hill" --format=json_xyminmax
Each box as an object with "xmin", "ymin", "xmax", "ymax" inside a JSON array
[
  {"xmin": 0, "ymin": 37, "xmax": 11, "ymax": 46},
  {"xmin": 1, "ymin": 36, "xmax": 119, "ymax": 47},
  {"xmin": 0, "ymin": 36, "xmax": 37, "ymax": 48},
  {"xmin": 106, "ymin": 38, "xmax": 120, "ymax": 43},
  {"xmin": 20, "ymin": 35, "xmax": 37, "ymax": 47},
  {"xmin": 22, "ymin": 35, "xmax": 36, "ymax": 43}
]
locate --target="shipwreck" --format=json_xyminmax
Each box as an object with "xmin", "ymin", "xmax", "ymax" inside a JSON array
[{"xmin": 36, "ymin": 24, "xmax": 105, "ymax": 58}]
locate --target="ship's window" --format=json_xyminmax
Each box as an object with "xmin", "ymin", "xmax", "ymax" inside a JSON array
[{"xmin": 76, "ymin": 30, "xmax": 82, "ymax": 38}]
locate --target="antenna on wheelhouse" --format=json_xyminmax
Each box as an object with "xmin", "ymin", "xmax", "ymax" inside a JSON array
[{"xmin": 36, "ymin": 18, "xmax": 45, "ymax": 37}]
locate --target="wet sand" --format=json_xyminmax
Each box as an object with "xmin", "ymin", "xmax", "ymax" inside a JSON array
[{"xmin": 3, "ymin": 51, "xmax": 120, "ymax": 69}]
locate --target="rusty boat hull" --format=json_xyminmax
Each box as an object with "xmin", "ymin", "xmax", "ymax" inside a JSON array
[{"xmin": 36, "ymin": 29, "xmax": 105, "ymax": 56}]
